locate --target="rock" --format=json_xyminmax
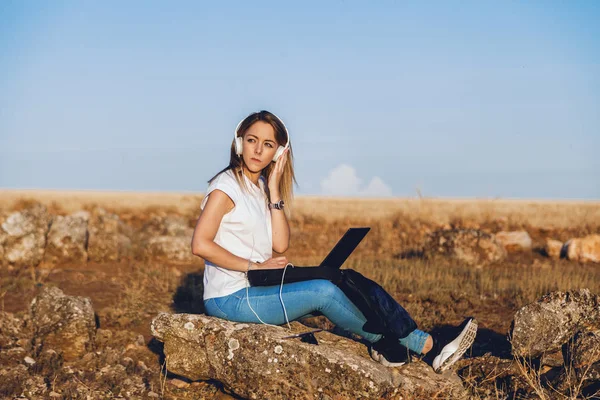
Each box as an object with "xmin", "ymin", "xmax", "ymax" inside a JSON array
[
  {"xmin": 495, "ymin": 231, "xmax": 532, "ymax": 252},
  {"xmin": 70, "ymin": 210, "xmax": 91, "ymax": 222},
  {"xmin": 551, "ymin": 361, "xmax": 600, "ymax": 394},
  {"xmin": 22, "ymin": 374, "xmax": 48, "ymax": 397},
  {"xmin": 456, "ymin": 354, "xmax": 524, "ymax": 398},
  {"xmin": 140, "ymin": 214, "xmax": 193, "ymax": 239},
  {"xmin": 423, "ymin": 229, "xmax": 506, "ymax": 266},
  {"xmin": 0, "ymin": 312, "xmax": 27, "ymax": 349},
  {"xmin": 0, "ymin": 364, "xmax": 28, "ymax": 396},
  {"xmin": 572, "ymin": 330, "xmax": 600, "ymax": 368},
  {"xmin": 545, "ymin": 239, "xmax": 564, "ymax": 259},
  {"xmin": 0, "ymin": 204, "xmax": 52, "ymax": 269},
  {"xmin": 169, "ymin": 378, "xmax": 190, "ymax": 388},
  {"xmin": 87, "ymin": 208, "xmax": 133, "ymax": 262},
  {"xmin": 580, "ymin": 362, "xmax": 600, "ymax": 384},
  {"xmin": 564, "ymin": 234, "xmax": 600, "ymax": 263},
  {"xmin": 540, "ymin": 349, "xmax": 564, "ymax": 367},
  {"xmin": 93, "ymin": 363, "xmax": 147, "ymax": 397},
  {"xmin": 139, "ymin": 214, "xmax": 196, "ymax": 263},
  {"xmin": 94, "ymin": 328, "xmax": 113, "ymax": 348},
  {"xmin": 30, "ymin": 286, "xmax": 96, "ymax": 361},
  {"xmin": 145, "ymin": 236, "xmax": 197, "ymax": 264},
  {"xmin": 136, "ymin": 334, "xmax": 145, "ymax": 346},
  {"xmin": 511, "ymin": 289, "xmax": 600, "ymax": 358},
  {"xmin": 137, "ymin": 360, "xmax": 148, "ymax": 372},
  {"xmin": 43, "ymin": 213, "xmax": 89, "ymax": 265},
  {"xmin": 151, "ymin": 313, "xmax": 466, "ymax": 400},
  {"xmin": 34, "ymin": 349, "xmax": 64, "ymax": 376}
]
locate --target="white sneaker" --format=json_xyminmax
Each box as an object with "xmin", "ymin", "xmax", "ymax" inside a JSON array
[{"xmin": 432, "ymin": 318, "xmax": 478, "ymax": 373}]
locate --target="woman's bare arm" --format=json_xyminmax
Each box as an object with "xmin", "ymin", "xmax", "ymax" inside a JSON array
[
  {"xmin": 269, "ymin": 190, "xmax": 290, "ymax": 253},
  {"xmin": 191, "ymin": 190, "xmax": 287, "ymax": 270}
]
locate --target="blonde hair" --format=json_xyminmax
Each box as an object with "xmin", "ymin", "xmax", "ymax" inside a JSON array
[{"xmin": 208, "ymin": 110, "xmax": 297, "ymax": 217}]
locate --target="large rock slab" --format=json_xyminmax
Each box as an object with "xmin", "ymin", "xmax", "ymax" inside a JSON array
[
  {"xmin": 423, "ymin": 229, "xmax": 506, "ymax": 266},
  {"xmin": 87, "ymin": 208, "xmax": 133, "ymax": 262},
  {"xmin": 511, "ymin": 289, "xmax": 600, "ymax": 358},
  {"xmin": 0, "ymin": 204, "xmax": 52, "ymax": 269},
  {"xmin": 30, "ymin": 286, "xmax": 96, "ymax": 361},
  {"xmin": 564, "ymin": 234, "xmax": 600, "ymax": 263},
  {"xmin": 43, "ymin": 212, "xmax": 89, "ymax": 265},
  {"xmin": 151, "ymin": 313, "xmax": 466, "ymax": 400}
]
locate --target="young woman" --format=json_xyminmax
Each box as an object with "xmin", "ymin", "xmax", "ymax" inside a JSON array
[{"xmin": 191, "ymin": 110, "xmax": 477, "ymax": 372}]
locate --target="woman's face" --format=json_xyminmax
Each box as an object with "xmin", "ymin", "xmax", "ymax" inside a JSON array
[{"xmin": 242, "ymin": 121, "xmax": 279, "ymax": 172}]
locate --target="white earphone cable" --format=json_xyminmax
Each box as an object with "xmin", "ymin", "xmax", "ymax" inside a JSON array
[
  {"xmin": 279, "ymin": 262, "xmax": 294, "ymax": 330},
  {"xmin": 245, "ymin": 234, "xmax": 293, "ymax": 330}
]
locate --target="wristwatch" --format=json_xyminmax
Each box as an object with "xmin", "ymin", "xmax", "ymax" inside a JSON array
[{"xmin": 268, "ymin": 200, "xmax": 285, "ymax": 210}]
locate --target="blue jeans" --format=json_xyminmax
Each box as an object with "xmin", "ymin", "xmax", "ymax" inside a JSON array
[{"xmin": 204, "ymin": 279, "xmax": 430, "ymax": 354}]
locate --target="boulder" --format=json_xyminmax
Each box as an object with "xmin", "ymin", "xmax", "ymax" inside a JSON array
[
  {"xmin": 564, "ymin": 234, "xmax": 600, "ymax": 263},
  {"xmin": 43, "ymin": 213, "xmax": 89, "ymax": 265},
  {"xmin": 151, "ymin": 313, "xmax": 467, "ymax": 400},
  {"xmin": 423, "ymin": 229, "xmax": 506, "ymax": 266},
  {"xmin": 138, "ymin": 214, "xmax": 196, "ymax": 263},
  {"xmin": 511, "ymin": 289, "xmax": 600, "ymax": 358},
  {"xmin": 572, "ymin": 330, "xmax": 600, "ymax": 368},
  {"xmin": 145, "ymin": 236, "xmax": 198, "ymax": 264},
  {"xmin": 139, "ymin": 214, "xmax": 193, "ymax": 240},
  {"xmin": 87, "ymin": 208, "xmax": 133, "ymax": 262},
  {"xmin": 495, "ymin": 231, "xmax": 532, "ymax": 252},
  {"xmin": 0, "ymin": 204, "xmax": 52, "ymax": 269},
  {"xmin": 545, "ymin": 239, "xmax": 564, "ymax": 259},
  {"xmin": 30, "ymin": 286, "xmax": 96, "ymax": 361}
]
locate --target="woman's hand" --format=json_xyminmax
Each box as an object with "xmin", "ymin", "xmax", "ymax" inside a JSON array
[
  {"xmin": 267, "ymin": 148, "xmax": 289, "ymax": 197},
  {"xmin": 251, "ymin": 256, "xmax": 289, "ymax": 270}
]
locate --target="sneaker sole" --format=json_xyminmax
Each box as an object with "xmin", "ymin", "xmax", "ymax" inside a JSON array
[
  {"xmin": 371, "ymin": 349, "xmax": 406, "ymax": 367},
  {"xmin": 434, "ymin": 318, "xmax": 478, "ymax": 373}
]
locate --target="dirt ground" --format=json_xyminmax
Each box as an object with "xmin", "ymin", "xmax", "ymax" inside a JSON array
[{"xmin": 1, "ymin": 191, "xmax": 599, "ymax": 398}]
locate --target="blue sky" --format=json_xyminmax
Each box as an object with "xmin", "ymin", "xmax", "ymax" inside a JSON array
[{"xmin": 1, "ymin": 1, "xmax": 598, "ymax": 199}]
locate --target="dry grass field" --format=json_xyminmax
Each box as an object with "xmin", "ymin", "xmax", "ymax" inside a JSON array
[
  {"xmin": 3, "ymin": 189, "xmax": 599, "ymax": 227},
  {"xmin": 1, "ymin": 189, "xmax": 599, "ymax": 399}
]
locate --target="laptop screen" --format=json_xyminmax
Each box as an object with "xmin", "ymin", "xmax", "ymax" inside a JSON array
[{"xmin": 319, "ymin": 227, "xmax": 370, "ymax": 269}]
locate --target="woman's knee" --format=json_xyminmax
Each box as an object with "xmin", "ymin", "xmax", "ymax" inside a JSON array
[{"xmin": 306, "ymin": 279, "xmax": 339, "ymax": 298}]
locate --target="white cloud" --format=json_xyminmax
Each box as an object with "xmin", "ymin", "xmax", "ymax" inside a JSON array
[
  {"xmin": 320, "ymin": 164, "xmax": 362, "ymax": 196},
  {"xmin": 320, "ymin": 164, "xmax": 393, "ymax": 197},
  {"xmin": 360, "ymin": 176, "xmax": 393, "ymax": 197}
]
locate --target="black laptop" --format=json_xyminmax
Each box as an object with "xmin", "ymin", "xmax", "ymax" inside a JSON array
[{"xmin": 247, "ymin": 227, "xmax": 370, "ymax": 286}]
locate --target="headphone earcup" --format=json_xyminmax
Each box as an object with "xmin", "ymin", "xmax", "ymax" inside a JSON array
[
  {"xmin": 273, "ymin": 146, "xmax": 285, "ymax": 162},
  {"xmin": 234, "ymin": 136, "xmax": 243, "ymax": 155}
]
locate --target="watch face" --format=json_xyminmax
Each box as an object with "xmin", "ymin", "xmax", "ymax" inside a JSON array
[{"xmin": 270, "ymin": 200, "xmax": 284, "ymax": 209}]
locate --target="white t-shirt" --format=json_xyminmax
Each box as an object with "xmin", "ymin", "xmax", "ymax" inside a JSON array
[{"xmin": 200, "ymin": 169, "xmax": 273, "ymax": 299}]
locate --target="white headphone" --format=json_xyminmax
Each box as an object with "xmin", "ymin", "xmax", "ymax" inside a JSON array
[{"xmin": 233, "ymin": 112, "xmax": 290, "ymax": 162}]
